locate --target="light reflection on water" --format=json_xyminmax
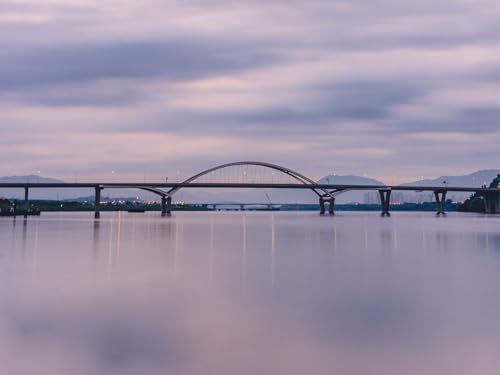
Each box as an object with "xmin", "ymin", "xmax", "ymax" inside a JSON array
[{"xmin": 1, "ymin": 212, "xmax": 500, "ymax": 374}]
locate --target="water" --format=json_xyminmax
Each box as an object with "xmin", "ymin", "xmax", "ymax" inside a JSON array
[{"xmin": 1, "ymin": 211, "xmax": 500, "ymax": 375}]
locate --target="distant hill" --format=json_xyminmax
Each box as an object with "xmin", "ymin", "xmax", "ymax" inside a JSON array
[
  {"xmin": 402, "ymin": 169, "xmax": 500, "ymax": 188},
  {"xmin": 400, "ymin": 169, "xmax": 500, "ymax": 203}
]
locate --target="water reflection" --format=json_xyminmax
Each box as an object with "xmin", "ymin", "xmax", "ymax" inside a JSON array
[
  {"xmin": 1, "ymin": 212, "xmax": 500, "ymax": 374},
  {"xmin": 271, "ymin": 213, "xmax": 275, "ymax": 287},
  {"xmin": 21, "ymin": 218, "xmax": 28, "ymax": 263},
  {"xmin": 241, "ymin": 214, "xmax": 247, "ymax": 288}
]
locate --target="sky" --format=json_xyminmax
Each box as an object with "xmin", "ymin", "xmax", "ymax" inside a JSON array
[{"xmin": 1, "ymin": 0, "xmax": 500, "ymax": 184}]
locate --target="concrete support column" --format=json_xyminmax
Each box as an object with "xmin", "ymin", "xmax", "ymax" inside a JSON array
[
  {"xmin": 166, "ymin": 196, "xmax": 172, "ymax": 216},
  {"xmin": 319, "ymin": 197, "xmax": 325, "ymax": 215},
  {"xmin": 328, "ymin": 197, "xmax": 335, "ymax": 215},
  {"xmin": 434, "ymin": 190, "xmax": 447, "ymax": 216},
  {"xmin": 483, "ymin": 193, "xmax": 491, "ymax": 213},
  {"xmin": 24, "ymin": 186, "xmax": 29, "ymax": 218},
  {"xmin": 494, "ymin": 193, "xmax": 500, "ymax": 214},
  {"xmin": 483, "ymin": 195, "xmax": 487, "ymax": 213},
  {"xmin": 161, "ymin": 196, "xmax": 167, "ymax": 216},
  {"xmin": 483, "ymin": 192, "xmax": 500, "ymax": 214},
  {"xmin": 94, "ymin": 186, "xmax": 102, "ymax": 219},
  {"xmin": 379, "ymin": 189, "xmax": 392, "ymax": 217}
]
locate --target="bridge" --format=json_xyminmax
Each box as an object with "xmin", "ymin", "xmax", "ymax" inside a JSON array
[{"xmin": 0, "ymin": 161, "xmax": 499, "ymax": 218}]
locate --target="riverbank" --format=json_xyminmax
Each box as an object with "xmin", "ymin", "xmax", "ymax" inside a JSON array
[{"xmin": 0, "ymin": 199, "xmax": 459, "ymax": 213}]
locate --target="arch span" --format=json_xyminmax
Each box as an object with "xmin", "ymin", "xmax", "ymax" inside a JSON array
[{"xmin": 167, "ymin": 161, "xmax": 332, "ymax": 198}]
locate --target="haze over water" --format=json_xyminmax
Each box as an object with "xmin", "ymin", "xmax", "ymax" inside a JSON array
[{"xmin": 2, "ymin": 212, "xmax": 500, "ymax": 374}]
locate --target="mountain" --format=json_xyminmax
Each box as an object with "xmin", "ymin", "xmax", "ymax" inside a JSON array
[
  {"xmin": 400, "ymin": 169, "xmax": 500, "ymax": 203},
  {"xmin": 402, "ymin": 169, "xmax": 500, "ymax": 188}
]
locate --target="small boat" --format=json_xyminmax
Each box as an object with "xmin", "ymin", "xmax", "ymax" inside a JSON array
[{"xmin": 127, "ymin": 208, "xmax": 146, "ymax": 213}]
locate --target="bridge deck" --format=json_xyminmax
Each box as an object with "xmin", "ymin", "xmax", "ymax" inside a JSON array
[{"xmin": 0, "ymin": 182, "xmax": 495, "ymax": 193}]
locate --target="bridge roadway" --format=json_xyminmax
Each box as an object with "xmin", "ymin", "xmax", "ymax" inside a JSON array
[{"xmin": 1, "ymin": 181, "xmax": 499, "ymax": 218}]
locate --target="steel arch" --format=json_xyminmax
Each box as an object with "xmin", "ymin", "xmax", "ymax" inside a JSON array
[{"xmin": 166, "ymin": 161, "xmax": 331, "ymax": 197}]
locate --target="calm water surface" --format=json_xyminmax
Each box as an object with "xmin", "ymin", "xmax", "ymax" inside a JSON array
[{"xmin": 1, "ymin": 212, "xmax": 500, "ymax": 374}]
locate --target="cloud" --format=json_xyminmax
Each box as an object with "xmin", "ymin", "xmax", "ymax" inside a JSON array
[
  {"xmin": 1, "ymin": 0, "xmax": 500, "ymax": 180},
  {"xmin": 0, "ymin": 39, "xmax": 280, "ymax": 92},
  {"xmin": 232, "ymin": 81, "xmax": 425, "ymax": 122},
  {"xmin": 1, "ymin": 82, "xmax": 148, "ymax": 107}
]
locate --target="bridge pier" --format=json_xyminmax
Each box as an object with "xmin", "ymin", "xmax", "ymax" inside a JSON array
[
  {"xmin": 434, "ymin": 190, "xmax": 447, "ymax": 216},
  {"xmin": 24, "ymin": 186, "xmax": 29, "ymax": 218},
  {"xmin": 483, "ymin": 192, "xmax": 500, "ymax": 214},
  {"xmin": 94, "ymin": 186, "xmax": 102, "ymax": 219},
  {"xmin": 161, "ymin": 196, "xmax": 167, "ymax": 216},
  {"xmin": 319, "ymin": 198, "xmax": 325, "ymax": 215},
  {"xmin": 164, "ymin": 196, "xmax": 172, "ymax": 216},
  {"xmin": 319, "ymin": 197, "xmax": 335, "ymax": 215},
  {"xmin": 328, "ymin": 197, "xmax": 335, "ymax": 215},
  {"xmin": 379, "ymin": 189, "xmax": 391, "ymax": 217}
]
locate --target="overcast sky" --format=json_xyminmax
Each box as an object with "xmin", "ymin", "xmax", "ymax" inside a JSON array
[{"xmin": 1, "ymin": 0, "xmax": 500, "ymax": 183}]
